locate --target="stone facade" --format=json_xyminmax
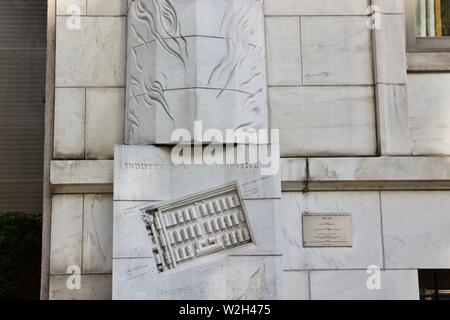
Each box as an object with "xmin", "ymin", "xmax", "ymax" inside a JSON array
[{"xmin": 45, "ymin": 0, "xmax": 450, "ymax": 300}]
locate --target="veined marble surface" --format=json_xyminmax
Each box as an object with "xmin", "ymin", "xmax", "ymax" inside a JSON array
[
  {"xmin": 113, "ymin": 144, "xmax": 282, "ymax": 299},
  {"xmin": 125, "ymin": 0, "xmax": 268, "ymax": 144}
]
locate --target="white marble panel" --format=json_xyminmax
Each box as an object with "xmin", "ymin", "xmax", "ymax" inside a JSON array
[
  {"xmin": 87, "ymin": 0, "xmax": 127, "ymax": 15},
  {"xmin": 126, "ymin": 88, "xmax": 268, "ymax": 145},
  {"xmin": 309, "ymin": 157, "xmax": 450, "ymax": 182},
  {"xmin": 269, "ymin": 86, "xmax": 376, "ymax": 156},
  {"xmin": 83, "ymin": 194, "xmax": 113, "ymax": 274},
  {"xmin": 310, "ymin": 270, "xmax": 419, "ymax": 300},
  {"xmin": 264, "ymin": 0, "xmax": 370, "ymax": 15},
  {"xmin": 373, "ymin": 0, "xmax": 405, "ymax": 13},
  {"xmin": 281, "ymin": 192, "xmax": 383, "ymax": 270},
  {"xmin": 382, "ymin": 191, "xmax": 450, "ymax": 268},
  {"xmin": 283, "ymin": 271, "xmax": 310, "ymax": 300},
  {"xmin": 113, "ymin": 201, "xmax": 157, "ymax": 259},
  {"xmin": 50, "ymin": 195, "xmax": 83, "ymax": 274},
  {"xmin": 49, "ymin": 274, "xmax": 112, "ymax": 300},
  {"xmin": 265, "ymin": 17, "xmax": 302, "ymax": 86},
  {"xmin": 408, "ymin": 73, "xmax": 450, "ymax": 155},
  {"xmin": 51, "ymin": 160, "xmax": 113, "ymax": 185},
  {"xmin": 280, "ymin": 158, "xmax": 307, "ymax": 191},
  {"xmin": 54, "ymin": 88, "xmax": 85, "ymax": 159},
  {"xmin": 373, "ymin": 14, "xmax": 407, "ymax": 84},
  {"xmin": 85, "ymin": 88, "xmax": 125, "ymax": 159},
  {"xmin": 114, "ymin": 145, "xmax": 281, "ymax": 201},
  {"xmin": 113, "ymin": 256, "xmax": 282, "ymax": 300},
  {"xmin": 57, "ymin": 0, "xmax": 87, "ymax": 15},
  {"xmin": 375, "ymin": 84, "xmax": 412, "ymax": 155},
  {"xmin": 113, "ymin": 199, "xmax": 281, "ymax": 259},
  {"xmin": 56, "ymin": 17, "xmax": 126, "ymax": 86},
  {"xmin": 301, "ymin": 16, "xmax": 373, "ymax": 85}
]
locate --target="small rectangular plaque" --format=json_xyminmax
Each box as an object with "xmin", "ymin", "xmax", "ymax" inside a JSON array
[{"xmin": 302, "ymin": 213, "xmax": 352, "ymax": 247}]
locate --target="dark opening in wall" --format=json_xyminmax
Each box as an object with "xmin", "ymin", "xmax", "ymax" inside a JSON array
[
  {"xmin": 419, "ymin": 269, "xmax": 450, "ymax": 300},
  {"xmin": 0, "ymin": 1, "xmax": 47, "ymax": 299},
  {"xmin": 0, "ymin": 0, "xmax": 47, "ymax": 213}
]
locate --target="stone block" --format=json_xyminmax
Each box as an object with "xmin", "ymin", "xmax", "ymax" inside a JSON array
[
  {"xmin": 57, "ymin": 0, "xmax": 87, "ymax": 16},
  {"xmin": 83, "ymin": 194, "xmax": 113, "ymax": 274},
  {"xmin": 373, "ymin": 0, "xmax": 405, "ymax": 14},
  {"xmin": 382, "ymin": 191, "xmax": 450, "ymax": 268},
  {"xmin": 87, "ymin": 0, "xmax": 127, "ymax": 16},
  {"xmin": 301, "ymin": 16, "xmax": 373, "ymax": 85},
  {"xmin": 375, "ymin": 84, "xmax": 412, "ymax": 155},
  {"xmin": 408, "ymin": 73, "xmax": 450, "ymax": 155},
  {"xmin": 264, "ymin": 0, "xmax": 370, "ymax": 16},
  {"xmin": 309, "ymin": 157, "xmax": 450, "ymax": 183},
  {"xmin": 269, "ymin": 86, "xmax": 376, "ymax": 156},
  {"xmin": 49, "ymin": 274, "xmax": 112, "ymax": 300},
  {"xmin": 56, "ymin": 17, "xmax": 126, "ymax": 86},
  {"xmin": 53, "ymin": 88, "xmax": 85, "ymax": 159},
  {"xmin": 283, "ymin": 271, "xmax": 310, "ymax": 300},
  {"xmin": 373, "ymin": 14, "xmax": 407, "ymax": 84},
  {"xmin": 85, "ymin": 88, "xmax": 125, "ymax": 159},
  {"xmin": 113, "ymin": 256, "xmax": 282, "ymax": 300},
  {"xmin": 114, "ymin": 145, "xmax": 281, "ymax": 201},
  {"xmin": 310, "ymin": 270, "xmax": 419, "ymax": 300},
  {"xmin": 125, "ymin": 0, "xmax": 268, "ymax": 144},
  {"xmin": 265, "ymin": 17, "xmax": 302, "ymax": 86},
  {"xmin": 280, "ymin": 158, "xmax": 307, "ymax": 191},
  {"xmin": 281, "ymin": 192, "xmax": 383, "ymax": 270},
  {"xmin": 50, "ymin": 195, "xmax": 83, "ymax": 274},
  {"xmin": 51, "ymin": 160, "xmax": 113, "ymax": 186}
]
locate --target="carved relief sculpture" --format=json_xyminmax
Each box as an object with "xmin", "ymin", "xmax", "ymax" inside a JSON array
[
  {"xmin": 141, "ymin": 182, "xmax": 254, "ymax": 272},
  {"xmin": 126, "ymin": 0, "xmax": 268, "ymax": 144}
]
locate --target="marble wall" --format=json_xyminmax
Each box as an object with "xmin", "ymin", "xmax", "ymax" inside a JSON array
[
  {"xmin": 49, "ymin": 0, "xmax": 127, "ymax": 299},
  {"xmin": 49, "ymin": 194, "xmax": 113, "ymax": 299},
  {"xmin": 54, "ymin": 1, "xmax": 126, "ymax": 160},
  {"xmin": 408, "ymin": 73, "xmax": 450, "ymax": 155},
  {"xmin": 48, "ymin": 0, "xmax": 450, "ymax": 300},
  {"xmin": 265, "ymin": 1, "xmax": 377, "ymax": 156}
]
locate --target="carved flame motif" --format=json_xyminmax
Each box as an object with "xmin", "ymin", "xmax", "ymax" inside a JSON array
[
  {"xmin": 126, "ymin": 0, "xmax": 268, "ymax": 144},
  {"xmin": 134, "ymin": 0, "xmax": 187, "ymax": 65},
  {"xmin": 208, "ymin": 0, "xmax": 263, "ymax": 96}
]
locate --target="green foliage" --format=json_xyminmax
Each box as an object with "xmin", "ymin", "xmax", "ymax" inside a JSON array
[{"xmin": 0, "ymin": 212, "xmax": 42, "ymax": 299}]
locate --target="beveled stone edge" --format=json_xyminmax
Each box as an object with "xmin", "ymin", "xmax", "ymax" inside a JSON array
[{"xmin": 50, "ymin": 156, "xmax": 450, "ymax": 193}]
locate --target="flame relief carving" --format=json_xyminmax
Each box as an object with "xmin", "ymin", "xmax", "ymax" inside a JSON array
[{"xmin": 126, "ymin": 0, "xmax": 268, "ymax": 144}]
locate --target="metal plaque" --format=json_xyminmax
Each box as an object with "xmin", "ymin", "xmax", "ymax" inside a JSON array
[{"xmin": 302, "ymin": 213, "xmax": 352, "ymax": 247}]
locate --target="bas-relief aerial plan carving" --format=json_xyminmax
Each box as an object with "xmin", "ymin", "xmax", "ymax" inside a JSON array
[
  {"xmin": 141, "ymin": 183, "xmax": 254, "ymax": 273},
  {"xmin": 125, "ymin": 0, "xmax": 268, "ymax": 144}
]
